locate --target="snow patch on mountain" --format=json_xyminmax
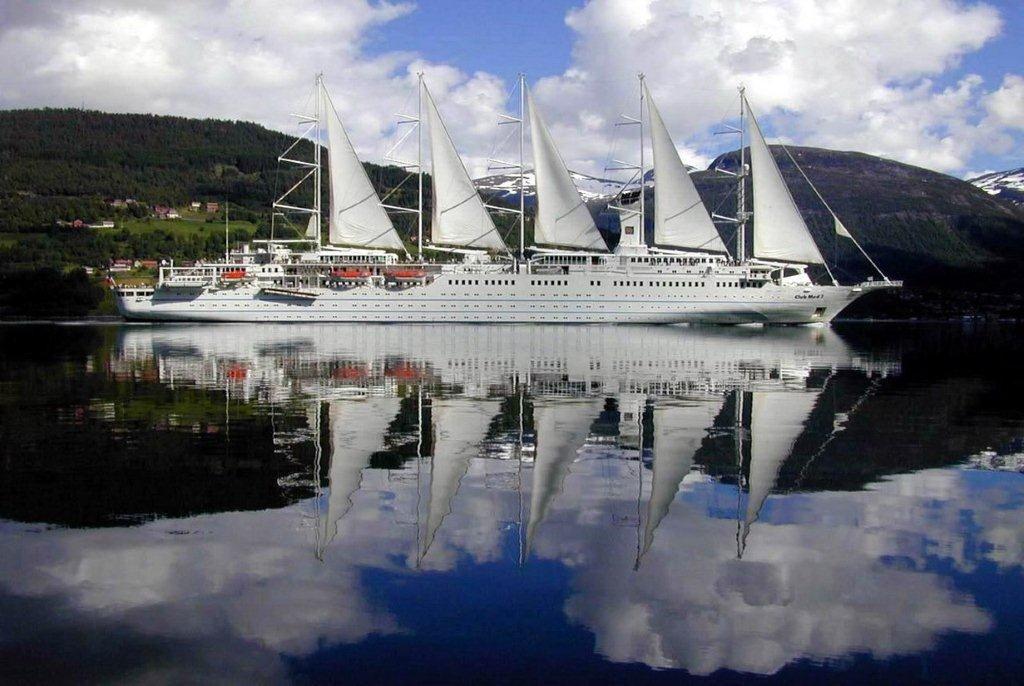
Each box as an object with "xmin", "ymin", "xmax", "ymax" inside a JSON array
[
  {"xmin": 474, "ymin": 169, "xmax": 653, "ymax": 205},
  {"xmin": 968, "ymin": 168, "xmax": 1024, "ymax": 207}
]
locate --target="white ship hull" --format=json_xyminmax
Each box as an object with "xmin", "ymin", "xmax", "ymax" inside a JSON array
[{"xmin": 115, "ymin": 274, "xmax": 874, "ymax": 325}]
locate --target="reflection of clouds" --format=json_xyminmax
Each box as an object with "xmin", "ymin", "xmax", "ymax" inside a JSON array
[
  {"xmin": 0, "ymin": 457, "xmax": 1020, "ymax": 679},
  {"xmin": 409, "ymin": 460, "xmax": 521, "ymax": 572},
  {"xmin": 531, "ymin": 462, "xmax": 1009, "ymax": 676},
  {"xmin": 0, "ymin": 506, "xmax": 405, "ymax": 678}
]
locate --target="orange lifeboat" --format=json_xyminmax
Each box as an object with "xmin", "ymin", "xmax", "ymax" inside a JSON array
[
  {"xmin": 332, "ymin": 267, "xmax": 371, "ymax": 279},
  {"xmin": 386, "ymin": 268, "xmax": 426, "ymax": 280},
  {"xmin": 386, "ymin": 362, "xmax": 422, "ymax": 380},
  {"xmin": 222, "ymin": 269, "xmax": 247, "ymax": 280},
  {"xmin": 332, "ymin": 364, "xmax": 368, "ymax": 379},
  {"xmin": 226, "ymin": 364, "xmax": 248, "ymax": 379}
]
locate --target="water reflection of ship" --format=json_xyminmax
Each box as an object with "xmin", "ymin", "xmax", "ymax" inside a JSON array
[
  {"xmin": 117, "ymin": 324, "xmax": 900, "ymax": 402},
  {"xmin": 116, "ymin": 324, "xmax": 899, "ymax": 561}
]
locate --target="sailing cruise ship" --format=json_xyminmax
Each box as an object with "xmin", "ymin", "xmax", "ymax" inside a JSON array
[{"xmin": 114, "ymin": 75, "xmax": 899, "ymax": 324}]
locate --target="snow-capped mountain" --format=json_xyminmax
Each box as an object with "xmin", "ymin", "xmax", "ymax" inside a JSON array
[
  {"xmin": 968, "ymin": 168, "xmax": 1024, "ymax": 207},
  {"xmin": 473, "ymin": 169, "xmax": 652, "ymax": 206}
]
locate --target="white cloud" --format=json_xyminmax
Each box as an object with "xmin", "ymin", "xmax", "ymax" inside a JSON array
[
  {"xmin": 0, "ymin": 0, "xmax": 1020, "ymax": 181},
  {"xmin": 0, "ymin": 0, "xmax": 506, "ymax": 166},
  {"xmin": 984, "ymin": 74, "xmax": 1024, "ymax": 129},
  {"xmin": 529, "ymin": 0, "xmax": 1020, "ymax": 175}
]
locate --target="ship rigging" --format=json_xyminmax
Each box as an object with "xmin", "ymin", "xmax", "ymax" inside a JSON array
[{"xmin": 114, "ymin": 73, "xmax": 899, "ymax": 323}]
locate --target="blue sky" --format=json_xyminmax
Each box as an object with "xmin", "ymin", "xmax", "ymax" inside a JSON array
[
  {"xmin": 370, "ymin": 0, "xmax": 579, "ymax": 82},
  {"xmin": 958, "ymin": 0, "xmax": 1024, "ymax": 82}
]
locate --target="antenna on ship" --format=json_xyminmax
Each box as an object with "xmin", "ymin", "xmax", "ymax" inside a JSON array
[{"xmin": 606, "ymin": 73, "xmax": 646, "ymax": 253}]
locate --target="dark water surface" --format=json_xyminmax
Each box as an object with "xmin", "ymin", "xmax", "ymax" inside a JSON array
[{"xmin": 1, "ymin": 322, "xmax": 1022, "ymax": 684}]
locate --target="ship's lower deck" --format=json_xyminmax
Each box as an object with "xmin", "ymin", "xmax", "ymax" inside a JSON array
[{"xmin": 116, "ymin": 273, "xmax": 882, "ymax": 324}]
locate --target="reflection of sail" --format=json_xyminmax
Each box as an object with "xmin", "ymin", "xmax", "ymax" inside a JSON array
[
  {"xmin": 419, "ymin": 399, "xmax": 498, "ymax": 560},
  {"xmin": 639, "ymin": 398, "xmax": 725, "ymax": 560},
  {"xmin": 740, "ymin": 390, "xmax": 819, "ymax": 554},
  {"xmin": 322, "ymin": 397, "xmax": 401, "ymax": 549},
  {"xmin": 524, "ymin": 400, "xmax": 602, "ymax": 559}
]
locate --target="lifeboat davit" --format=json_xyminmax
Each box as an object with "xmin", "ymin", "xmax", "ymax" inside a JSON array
[
  {"xmin": 332, "ymin": 267, "xmax": 371, "ymax": 279},
  {"xmin": 222, "ymin": 269, "xmax": 247, "ymax": 280}
]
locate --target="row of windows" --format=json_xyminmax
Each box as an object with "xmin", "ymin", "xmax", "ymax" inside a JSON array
[
  {"xmin": 612, "ymin": 280, "xmax": 705, "ymax": 288},
  {"xmin": 451, "ymin": 279, "xmax": 514, "ymax": 286},
  {"xmin": 451, "ymin": 279, "xmax": 576, "ymax": 287}
]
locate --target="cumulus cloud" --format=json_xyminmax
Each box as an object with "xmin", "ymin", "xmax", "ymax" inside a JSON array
[
  {"xmin": 984, "ymin": 74, "xmax": 1024, "ymax": 129},
  {"xmin": 0, "ymin": 0, "xmax": 1020, "ymax": 177},
  {"xmin": 534, "ymin": 461, "xmax": 1007, "ymax": 675},
  {"xmin": 0, "ymin": 0, "xmax": 506, "ymax": 168},
  {"xmin": 529, "ymin": 0, "xmax": 1021, "ymax": 175}
]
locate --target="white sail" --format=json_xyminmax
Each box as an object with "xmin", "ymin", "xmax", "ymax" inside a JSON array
[
  {"xmin": 741, "ymin": 390, "xmax": 819, "ymax": 551},
  {"xmin": 420, "ymin": 399, "xmax": 498, "ymax": 559},
  {"xmin": 746, "ymin": 99, "xmax": 825, "ymax": 264},
  {"xmin": 322, "ymin": 88, "xmax": 406, "ymax": 252},
  {"xmin": 304, "ymin": 214, "xmax": 317, "ymax": 239},
  {"xmin": 322, "ymin": 397, "xmax": 402, "ymax": 547},
  {"xmin": 422, "ymin": 85, "xmax": 507, "ymax": 251},
  {"xmin": 645, "ymin": 84, "xmax": 727, "ymax": 254},
  {"xmin": 640, "ymin": 398, "xmax": 725, "ymax": 559},
  {"xmin": 526, "ymin": 88, "xmax": 607, "ymax": 251},
  {"xmin": 524, "ymin": 400, "xmax": 601, "ymax": 557}
]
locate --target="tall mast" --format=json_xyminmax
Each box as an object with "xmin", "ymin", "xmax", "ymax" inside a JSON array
[
  {"xmin": 638, "ymin": 73, "xmax": 646, "ymax": 247},
  {"xmin": 737, "ymin": 86, "xmax": 747, "ymax": 264},
  {"xmin": 417, "ymin": 72, "xmax": 424, "ymax": 262},
  {"xmin": 519, "ymin": 73, "xmax": 526, "ymax": 262},
  {"xmin": 315, "ymin": 74, "xmax": 322, "ymax": 246},
  {"xmin": 224, "ymin": 200, "xmax": 229, "ymax": 262}
]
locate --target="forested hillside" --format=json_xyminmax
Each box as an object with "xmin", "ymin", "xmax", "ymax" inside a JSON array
[{"xmin": 0, "ymin": 107, "xmax": 425, "ymax": 234}]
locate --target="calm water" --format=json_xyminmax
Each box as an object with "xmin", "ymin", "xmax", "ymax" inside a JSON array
[{"xmin": 1, "ymin": 322, "xmax": 1023, "ymax": 684}]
